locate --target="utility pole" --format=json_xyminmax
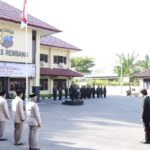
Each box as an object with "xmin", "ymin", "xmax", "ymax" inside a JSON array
[{"xmin": 120, "ymin": 55, "xmax": 123, "ymax": 94}]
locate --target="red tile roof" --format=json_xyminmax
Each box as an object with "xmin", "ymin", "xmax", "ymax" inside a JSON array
[
  {"xmin": 0, "ymin": 1, "xmax": 61, "ymax": 32},
  {"xmin": 40, "ymin": 68, "xmax": 83, "ymax": 77},
  {"xmin": 134, "ymin": 69, "xmax": 150, "ymax": 78},
  {"xmin": 40, "ymin": 35, "xmax": 81, "ymax": 51}
]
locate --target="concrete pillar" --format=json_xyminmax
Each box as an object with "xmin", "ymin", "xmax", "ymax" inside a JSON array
[
  {"xmin": 50, "ymin": 49, "xmax": 53, "ymax": 68},
  {"xmin": 139, "ymin": 78, "xmax": 144, "ymax": 89},
  {"xmin": 68, "ymin": 51, "xmax": 71, "ymax": 68},
  {"xmin": 50, "ymin": 78, "xmax": 53, "ymax": 94},
  {"xmin": 32, "ymin": 32, "xmax": 40, "ymax": 100}
]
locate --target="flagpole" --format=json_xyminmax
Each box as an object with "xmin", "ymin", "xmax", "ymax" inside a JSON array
[
  {"xmin": 21, "ymin": 0, "xmax": 28, "ymax": 107},
  {"xmin": 25, "ymin": 24, "xmax": 28, "ymax": 106}
]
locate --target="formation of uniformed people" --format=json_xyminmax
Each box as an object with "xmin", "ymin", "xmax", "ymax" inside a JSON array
[
  {"xmin": 0, "ymin": 89, "xmax": 41, "ymax": 150},
  {"xmin": 53, "ymin": 82, "xmax": 107, "ymax": 101}
]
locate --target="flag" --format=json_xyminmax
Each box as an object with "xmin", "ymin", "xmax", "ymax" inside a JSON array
[{"xmin": 21, "ymin": 0, "xmax": 27, "ymax": 29}]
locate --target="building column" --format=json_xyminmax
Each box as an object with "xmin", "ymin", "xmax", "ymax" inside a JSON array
[
  {"xmin": 68, "ymin": 51, "xmax": 71, "ymax": 68},
  {"xmin": 139, "ymin": 78, "xmax": 144, "ymax": 89},
  {"xmin": 50, "ymin": 78, "xmax": 53, "ymax": 94},
  {"xmin": 32, "ymin": 32, "xmax": 40, "ymax": 101}
]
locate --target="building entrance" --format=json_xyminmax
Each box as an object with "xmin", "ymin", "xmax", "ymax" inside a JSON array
[{"xmin": 54, "ymin": 79, "xmax": 66, "ymax": 89}]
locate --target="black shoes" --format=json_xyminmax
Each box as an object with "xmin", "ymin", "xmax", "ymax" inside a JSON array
[
  {"xmin": 140, "ymin": 141, "xmax": 150, "ymax": 144},
  {"xmin": 30, "ymin": 148, "xmax": 40, "ymax": 150},
  {"xmin": 15, "ymin": 142, "xmax": 25, "ymax": 146},
  {"xmin": 0, "ymin": 138, "xmax": 7, "ymax": 141}
]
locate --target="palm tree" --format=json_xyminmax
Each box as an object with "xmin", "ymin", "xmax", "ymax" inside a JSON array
[
  {"xmin": 135, "ymin": 55, "xmax": 150, "ymax": 72},
  {"xmin": 114, "ymin": 52, "xmax": 138, "ymax": 81}
]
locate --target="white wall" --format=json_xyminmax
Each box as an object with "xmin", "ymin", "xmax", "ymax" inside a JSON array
[{"xmin": 0, "ymin": 21, "xmax": 32, "ymax": 63}]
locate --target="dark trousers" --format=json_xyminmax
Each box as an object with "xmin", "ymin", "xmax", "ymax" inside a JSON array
[
  {"xmin": 65, "ymin": 93, "xmax": 68, "ymax": 99},
  {"xmin": 59, "ymin": 93, "xmax": 62, "ymax": 100},
  {"xmin": 53, "ymin": 93, "xmax": 57, "ymax": 100},
  {"xmin": 92, "ymin": 93, "xmax": 95, "ymax": 98},
  {"xmin": 104, "ymin": 92, "xmax": 106, "ymax": 98},
  {"xmin": 143, "ymin": 121, "xmax": 150, "ymax": 142},
  {"xmin": 97, "ymin": 93, "xmax": 100, "ymax": 98},
  {"xmin": 100, "ymin": 94, "xmax": 103, "ymax": 98}
]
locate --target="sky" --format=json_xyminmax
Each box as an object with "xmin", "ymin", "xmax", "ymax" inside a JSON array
[{"xmin": 3, "ymin": 0, "xmax": 150, "ymax": 72}]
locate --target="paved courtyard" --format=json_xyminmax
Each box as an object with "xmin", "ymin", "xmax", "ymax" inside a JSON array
[{"xmin": 1, "ymin": 95, "xmax": 149, "ymax": 150}]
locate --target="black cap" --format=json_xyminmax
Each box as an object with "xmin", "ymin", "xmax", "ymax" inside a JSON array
[
  {"xmin": 0, "ymin": 91, "xmax": 6, "ymax": 96},
  {"xmin": 29, "ymin": 93, "xmax": 36, "ymax": 98}
]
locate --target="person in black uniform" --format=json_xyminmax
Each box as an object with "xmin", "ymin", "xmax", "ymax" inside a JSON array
[
  {"xmin": 58, "ymin": 86, "xmax": 63, "ymax": 101},
  {"xmin": 74, "ymin": 85, "xmax": 80, "ymax": 100},
  {"xmin": 86, "ymin": 86, "xmax": 90, "ymax": 99},
  {"xmin": 89, "ymin": 86, "xmax": 92, "ymax": 99},
  {"xmin": 100, "ymin": 86, "xmax": 103, "ymax": 98},
  {"xmin": 91, "ymin": 85, "xmax": 96, "ymax": 98},
  {"xmin": 83, "ymin": 86, "xmax": 87, "ymax": 99},
  {"xmin": 80, "ymin": 86, "xmax": 84, "ymax": 100},
  {"xmin": 53, "ymin": 85, "xmax": 57, "ymax": 101},
  {"xmin": 64, "ymin": 85, "xmax": 68, "ymax": 99},
  {"xmin": 103, "ymin": 85, "xmax": 107, "ymax": 98},
  {"xmin": 69, "ymin": 82, "xmax": 75, "ymax": 101},
  {"xmin": 140, "ymin": 89, "xmax": 150, "ymax": 144},
  {"xmin": 96, "ymin": 86, "xmax": 100, "ymax": 98}
]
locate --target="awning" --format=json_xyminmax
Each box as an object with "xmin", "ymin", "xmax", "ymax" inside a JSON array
[
  {"xmin": 134, "ymin": 68, "xmax": 150, "ymax": 78},
  {"xmin": 40, "ymin": 68, "xmax": 83, "ymax": 77}
]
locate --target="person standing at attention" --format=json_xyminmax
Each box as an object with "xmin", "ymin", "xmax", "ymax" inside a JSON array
[
  {"xmin": 0, "ymin": 91, "xmax": 9, "ymax": 141},
  {"xmin": 26, "ymin": 93, "xmax": 41, "ymax": 150},
  {"xmin": 12, "ymin": 89, "xmax": 25, "ymax": 146},
  {"xmin": 140, "ymin": 89, "xmax": 150, "ymax": 144},
  {"xmin": 103, "ymin": 85, "xmax": 107, "ymax": 98}
]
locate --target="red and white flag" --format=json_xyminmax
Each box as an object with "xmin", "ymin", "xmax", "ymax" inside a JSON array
[{"xmin": 21, "ymin": 0, "xmax": 27, "ymax": 29}]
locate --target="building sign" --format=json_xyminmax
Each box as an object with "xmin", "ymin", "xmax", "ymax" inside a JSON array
[
  {"xmin": 0, "ymin": 29, "xmax": 14, "ymax": 49},
  {"xmin": 0, "ymin": 62, "xmax": 35, "ymax": 77},
  {"xmin": 0, "ymin": 29, "xmax": 27, "ymax": 57},
  {"xmin": 0, "ymin": 49, "xmax": 26, "ymax": 57}
]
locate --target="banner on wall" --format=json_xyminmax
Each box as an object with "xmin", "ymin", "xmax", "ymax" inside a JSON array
[{"xmin": 0, "ymin": 62, "xmax": 35, "ymax": 77}]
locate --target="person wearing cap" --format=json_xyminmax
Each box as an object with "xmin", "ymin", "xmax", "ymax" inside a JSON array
[
  {"xmin": 140, "ymin": 89, "xmax": 150, "ymax": 144},
  {"xmin": 12, "ymin": 89, "xmax": 25, "ymax": 146},
  {"xmin": 26, "ymin": 93, "xmax": 41, "ymax": 150},
  {"xmin": 0, "ymin": 91, "xmax": 9, "ymax": 141}
]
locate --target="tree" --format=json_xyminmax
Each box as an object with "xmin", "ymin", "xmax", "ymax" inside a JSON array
[
  {"xmin": 114, "ymin": 52, "xmax": 138, "ymax": 80},
  {"xmin": 71, "ymin": 57, "xmax": 95, "ymax": 73},
  {"xmin": 135, "ymin": 54, "xmax": 150, "ymax": 72}
]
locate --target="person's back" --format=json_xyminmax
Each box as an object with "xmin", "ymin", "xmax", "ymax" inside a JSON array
[
  {"xmin": 11, "ymin": 90, "xmax": 25, "ymax": 145},
  {"xmin": 26, "ymin": 101, "xmax": 41, "ymax": 126},
  {"xmin": 0, "ymin": 92, "xmax": 9, "ymax": 141},
  {"xmin": 26, "ymin": 94, "xmax": 41, "ymax": 150},
  {"xmin": 12, "ymin": 96, "xmax": 25, "ymax": 123},
  {"xmin": 0, "ymin": 96, "xmax": 9, "ymax": 122},
  {"xmin": 142, "ymin": 96, "xmax": 150, "ymax": 122},
  {"xmin": 140, "ymin": 89, "xmax": 150, "ymax": 144}
]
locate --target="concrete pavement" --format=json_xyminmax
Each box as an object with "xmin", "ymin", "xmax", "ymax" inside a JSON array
[{"xmin": 1, "ymin": 96, "xmax": 149, "ymax": 150}]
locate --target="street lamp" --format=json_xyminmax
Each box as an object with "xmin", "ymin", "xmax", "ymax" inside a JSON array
[
  {"xmin": 120, "ymin": 62, "xmax": 123, "ymax": 94},
  {"xmin": 118, "ymin": 54, "xmax": 123, "ymax": 95}
]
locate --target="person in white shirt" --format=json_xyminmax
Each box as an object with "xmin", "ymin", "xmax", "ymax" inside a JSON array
[
  {"xmin": 0, "ymin": 91, "xmax": 9, "ymax": 141},
  {"xmin": 26, "ymin": 93, "xmax": 41, "ymax": 150},
  {"xmin": 12, "ymin": 89, "xmax": 25, "ymax": 146}
]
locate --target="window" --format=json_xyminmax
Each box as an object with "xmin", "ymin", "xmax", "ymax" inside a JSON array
[
  {"xmin": 40, "ymin": 79, "xmax": 48, "ymax": 90},
  {"xmin": 40, "ymin": 54, "xmax": 48, "ymax": 63},
  {"xmin": 53, "ymin": 56, "xmax": 67, "ymax": 64}
]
